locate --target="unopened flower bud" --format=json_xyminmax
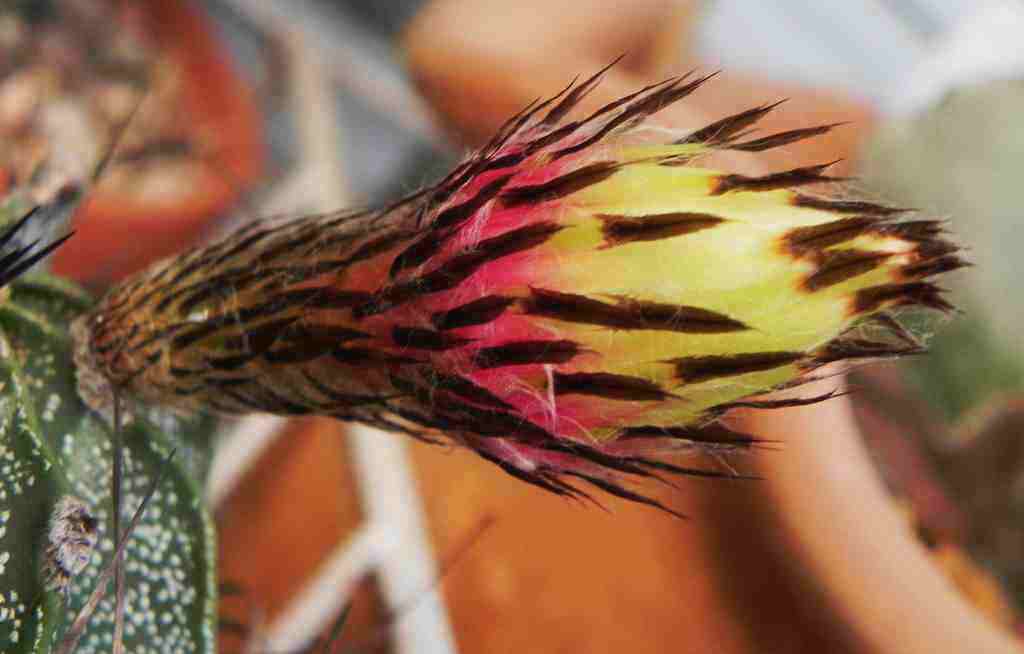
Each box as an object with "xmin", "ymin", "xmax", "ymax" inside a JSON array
[{"xmin": 75, "ymin": 67, "xmax": 963, "ymax": 512}]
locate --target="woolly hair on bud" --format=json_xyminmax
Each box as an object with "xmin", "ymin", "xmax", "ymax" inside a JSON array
[{"xmin": 74, "ymin": 65, "xmax": 964, "ymax": 514}]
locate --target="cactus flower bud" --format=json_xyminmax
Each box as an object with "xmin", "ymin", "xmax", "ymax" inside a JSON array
[{"xmin": 74, "ymin": 67, "xmax": 963, "ymax": 512}]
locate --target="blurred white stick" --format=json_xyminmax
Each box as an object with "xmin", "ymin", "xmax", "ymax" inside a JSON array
[
  {"xmin": 263, "ymin": 523, "xmax": 382, "ymax": 650},
  {"xmin": 349, "ymin": 424, "xmax": 459, "ymax": 654},
  {"xmin": 205, "ymin": 26, "xmax": 457, "ymax": 653},
  {"xmin": 206, "ymin": 415, "xmax": 289, "ymax": 508}
]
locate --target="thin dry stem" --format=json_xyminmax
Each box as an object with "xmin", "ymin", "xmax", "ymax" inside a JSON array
[{"xmin": 111, "ymin": 390, "xmax": 126, "ymax": 654}]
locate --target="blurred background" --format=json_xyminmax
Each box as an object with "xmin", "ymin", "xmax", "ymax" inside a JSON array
[{"xmin": 4, "ymin": 0, "xmax": 1024, "ymax": 652}]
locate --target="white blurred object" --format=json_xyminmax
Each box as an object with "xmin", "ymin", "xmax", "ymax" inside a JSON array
[
  {"xmin": 697, "ymin": 0, "xmax": 1024, "ymax": 114},
  {"xmin": 697, "ymin": 0, "xmax": 928, "ymax": 104},
  {"xmin": 885, "ymin": 1, "xmax": 1024, "ymax": 115}
]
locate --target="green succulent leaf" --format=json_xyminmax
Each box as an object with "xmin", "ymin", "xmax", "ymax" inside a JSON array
[{"xmin": 0, "ymin": 274, "xmax": 218, "ymax": 653}]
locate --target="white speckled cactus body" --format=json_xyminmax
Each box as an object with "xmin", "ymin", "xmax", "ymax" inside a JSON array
[{"xmin": 0, "ymin": 203, "xmax": 220, "ymax": 653}]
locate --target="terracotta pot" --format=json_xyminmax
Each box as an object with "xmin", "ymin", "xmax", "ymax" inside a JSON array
[{"xmin": 50, "ymin": 0, "xmax": 265, "ymax": 285}]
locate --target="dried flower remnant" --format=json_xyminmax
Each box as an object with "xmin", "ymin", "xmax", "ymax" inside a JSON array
[
  {"xmin": 42, "ymin": 497, "xmax": 98, "ymax": 598},
  {"xmin": 72, "ymin": 67, "xmax": 964, "ymax": 512}
]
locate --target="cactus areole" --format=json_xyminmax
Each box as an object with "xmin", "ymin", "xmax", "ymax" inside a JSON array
[{"xmin": 73, "ymin": 69, "xmax": 963, "ymax": 512}]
